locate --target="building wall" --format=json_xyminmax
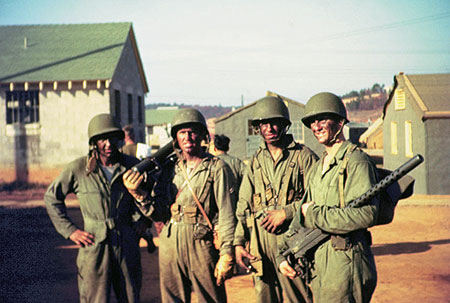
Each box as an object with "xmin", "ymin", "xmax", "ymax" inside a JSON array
[
  {"xmin": 111, "ymin": 35, "xmax": 147, "ymax": 143},
  {"xmin": 366, "ymin": 128, "xmax": 383, "ymax": 149},
  {"xmin": 0, "ymin": 35, "xmax": 148, "ymax": 184},
  {"xmin": 215, "ymin": 108, "xmax": 253, "ymax": 160},
  {"xmin": 0, "ymin": 81, "xmax": 110, "ymax": 183},
  {"xmin": 383, "ymin": 86, "xmax": 427, "ymax": 194},
  {"xmin": 424, "ymin": 119, "xmax": 450, "ymax": 194}
]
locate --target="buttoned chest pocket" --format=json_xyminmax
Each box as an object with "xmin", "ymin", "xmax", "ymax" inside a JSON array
[{"xmin": 323, "ymin": 173, "xmax": 340, "ymax": 208}]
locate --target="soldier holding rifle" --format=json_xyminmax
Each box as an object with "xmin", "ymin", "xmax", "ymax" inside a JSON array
[{"xmin": 277, "ymin": 92, "xmax": 379, "ymax": 303}]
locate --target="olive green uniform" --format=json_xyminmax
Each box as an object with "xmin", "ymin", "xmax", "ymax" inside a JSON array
[
  {"xmin": 216, "ymin": 153, "xmax": 246, "ymax": 204},
  {"xmin": 45, "ymin": 154, "xmax": 142, "ymax": 303},
  {"xmin": 136, "ymin": 154, "xmax": 235, "ymax": 303},
  {"xmin": 278, "ymin": 141, "xmax": 378, "ymax": 303},
  {"xmin": 234, "ymin": 135, "xmax": 317, "ymax": 303}
]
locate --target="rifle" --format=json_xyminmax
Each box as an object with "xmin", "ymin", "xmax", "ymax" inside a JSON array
[
  {"xmin": 131, "ymin": 141, "xmax": 175, "ymax": 174},
  {"xmin": 282, "ymin": 154, "xmax": 424, "ymax": 280}
]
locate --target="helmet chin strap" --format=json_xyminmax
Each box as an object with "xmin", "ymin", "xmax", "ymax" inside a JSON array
[
  {"xmin": 327, "ymin": 119, "xmax": 345, "ymax": 146},
  {"xmin": 259, "ymin": 123, "xmax": 290, "ymax": 144}
]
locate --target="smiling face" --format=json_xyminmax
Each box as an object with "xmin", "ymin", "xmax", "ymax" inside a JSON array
[
  {"xmin": 258, "ymin": 118, "xmax": 288, "ymax": 145},
  {"xmin": 309, "ymin": 114, "xmax": 343, "ymax": 147},
  {"xmin": 176, "ymin": 125, "xmax": 205, "ymax": 156}
]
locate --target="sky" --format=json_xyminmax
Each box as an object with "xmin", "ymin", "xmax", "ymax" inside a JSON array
[{"xmin": 1, "ymin": 0, "xmax": 449, "ymax": 106}]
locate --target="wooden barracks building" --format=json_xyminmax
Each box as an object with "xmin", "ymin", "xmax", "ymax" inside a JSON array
[{"xmin": 0, "ymin": 23, "xmax": 148, "ymax": 183}]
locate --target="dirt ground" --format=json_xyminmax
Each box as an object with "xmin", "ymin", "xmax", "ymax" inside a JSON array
[{"xmin": 0, "ymin": 194, "xmax": 448, "ymax": 303}]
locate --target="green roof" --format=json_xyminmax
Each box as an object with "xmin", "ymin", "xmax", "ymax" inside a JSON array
[
  {"xmin": 146, "ymin": 108, "xmax": 180, "ymax": 125},
  {"xmin": 0, "ymin": 23, "xmax": 132, "ymax": 83}
]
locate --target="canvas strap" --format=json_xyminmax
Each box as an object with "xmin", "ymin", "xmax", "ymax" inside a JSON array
[
  {"xmin": 178, "ymin": 156, "xmax": 214, "ymax": 230},
  {"xmin": 338, "ymin": 144, "xmax": 358, "ymax": 208}
]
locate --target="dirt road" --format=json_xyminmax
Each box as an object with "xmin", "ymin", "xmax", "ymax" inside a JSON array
[{"xmin": 0, "ymin": 195, "xmax": 449, "ymax": 303}]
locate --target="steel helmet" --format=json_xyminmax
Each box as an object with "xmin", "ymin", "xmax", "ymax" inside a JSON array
[
  {"xmin": 170, "ymin": 108, "xmax": 208, "ymax": 139},
  {"xmin": 301, "ymin": 92, "xmax": 348, "ymax": 128},
  {"xmin": 251, "ymin": 96, "xmax": 291, "ymax": 127},
  {"xmin": 88, "ymin": 113, "xmax": 124, "ymax": 144}
]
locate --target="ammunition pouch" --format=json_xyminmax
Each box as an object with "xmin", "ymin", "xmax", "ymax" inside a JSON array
[
  {"xmin": 170, "ymin": 203, "xmax": 214, "ymax": 240},
  {"xmin": 330, "ymin": 230, "xmax": 372, "ymax": 251}
]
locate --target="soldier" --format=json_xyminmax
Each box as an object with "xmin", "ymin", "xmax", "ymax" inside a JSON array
[
  {"xmin": 234, "ymin": 96, "xmax": 318, "ymax": 303},
  {"xmin": 44, "ymin": 113, "xmax": 143, "ymax": 303},
  {"xmin": 213, "ymin": 134, "xmax": 246, "ymax": 204},
  {"xmin": 123, "ymin": 108, "xmax": 236, "ymax": 303},
  {"xmin": 277, "ymin": 92, "xmax": 379, "ymax": 303}
]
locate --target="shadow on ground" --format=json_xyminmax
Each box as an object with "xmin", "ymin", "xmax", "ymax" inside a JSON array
[
  {"xmin": 372, "ymin": 239, "xmax": 450, "ymax": 256},
  {"xmin": 0, "ymin": 206, "xmax": 161, "ymax": 303}
]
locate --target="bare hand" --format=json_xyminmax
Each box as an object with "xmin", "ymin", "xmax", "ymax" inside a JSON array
[
  {"xmin": 235, "ymin": 245, "xmax": 256, "ymax": 272},
  {"xmin": 69, "ymin": 229, "xmax": 95, "ymax": 247},
  {"xmin": 123, "ymin": 169, "xmax": 148, "ymax": 201},
  {"xmin": 260, "ymin": 209, "xmax": 286, "ymax": 233},
  {"xmin": 214, "ymin": 254, "xmax": 234, "ymax": 286},
  {"xmin": 279, "ymin": 260, "xmax": 299, "ymax": 279}
]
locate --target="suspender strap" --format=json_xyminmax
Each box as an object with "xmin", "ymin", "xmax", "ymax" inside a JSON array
[
  {"xmin": 338, "ymin": 145, "xmax": 358, "ymax": 208},
  {"xmin": 278, "ymin": 148, "xmax": 301, "ymax": 206}
]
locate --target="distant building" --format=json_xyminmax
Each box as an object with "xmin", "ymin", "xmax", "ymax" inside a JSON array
[
  {"xmin": 343, "ymin": 122, "xmax": 368, "ymax": 145},
  {"xmin": 214, "ymin": 91, "xmax": 323, "ymax": 160},
  {"xmin": 383, "ymin": 72, "xmax": 450, "ymax": 194},
  {"xmin": 145, "ymin": 106, "xmax": 179, "ymax": 150},
  {"xmin": 359, "ymin": 117, "xmax": 383, "ymax": 149},
  {"xmin": 0, "ymin": 23, "xmax": 148, "ymax": 183}
]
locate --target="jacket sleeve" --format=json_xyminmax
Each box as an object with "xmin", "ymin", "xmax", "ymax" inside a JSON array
[
  {"xmin": 276, "ymin": 193, "xmax": 308, "ymax": 267},
  {"xmin": 282, "ymin": 147, "xmax": 319, "ymax": 220},
  {"xmin": 214, "ymin": 159, "xmax": 236, "ymax": 256},
  {"xmin": 135, "ymin": 168, "xmax": 173, "ymax": 222},
  {"xmin": 44, "ymin": 163, "xmax": 79, "ymax": 239},
  {"xmin": 233, "ymin": 164, "xmax": 253, "ymax": 247},
  {"xmin": 304, "ymin": 157, "xmax": 379, "ymax": 234}
]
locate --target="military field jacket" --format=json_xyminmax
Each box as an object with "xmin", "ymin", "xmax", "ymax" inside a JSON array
[
  {"xmin": 234, "ymin": 135, "xmax": 318, "ymax": 247},
  {"xmin": 277, "ymin": 141, "xmax": 380, "ymax": 265},
  {"xmin": 44, "ymin": 154, "xmax": 142, "ymax": 243}
]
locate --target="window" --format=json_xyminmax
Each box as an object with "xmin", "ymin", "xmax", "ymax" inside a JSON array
[
  {"xmin": 405, "ymin": 121, "xmax": 413, "ymax": 157},
  {"xmin": 138, "ymin": 96, "xmax": 143, "ymax": 123},
  {"xmin": 247, "ymin": 120, "xmax": 258, "ymax": 136},
  {"xmin": 288, "ymin": 121, "xmax": 304, "ymax": 143},
  {"xmin": 114, "ymin": 90, "xmax": 121, "ymax": 123},
  {"xmin": 6, "ymin": 90, "xmax": 39, "ymax": 124},
  {"xmin": 390, "ymin": 122, "xmax": 398, "ymax": 155},
  {"xmin": 127, "ymin": 93, "xmax": 133, "ymax": 124},
  {"xmin": 394, "ymin": 89, "xmax": 406, "ymax": 110}
]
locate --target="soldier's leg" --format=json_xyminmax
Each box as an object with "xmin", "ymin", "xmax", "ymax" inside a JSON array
[
  {"xmin": 276, "ymin": 272, "xmax": 311, "ymax": 303},
  {"xmin": 110, "ymin": 235, "xmax": 142, "ymax": 303},
  {"xmin": 189, "ymin": 237, "xmax": 226, "ymax": 303},
  {"xmin": 253, "ymin": 273, "xmax": 280, "ymax": 303},
  {"xmin": 159, "ymin": 224, "xmax": 191, "ymax": 303},
  {"xmin": 77, "ymin": 244, "xmax": 110, "ymax": 303}
]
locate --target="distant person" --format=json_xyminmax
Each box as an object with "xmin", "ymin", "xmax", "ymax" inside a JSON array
[
  {"xmin": 122, "ymin": 125, "xmax": 151, "ymax": 160},
  {"xmin": 44, "ymin": 114, "xmax": 143, "ymax": 302},
  {"xmin": 122, "ymin": 124, "xmax": 156, "ymax": 254},
  {"xmin": 213, "ymin": 134, "xmax": 246, "ymax": 204}
]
